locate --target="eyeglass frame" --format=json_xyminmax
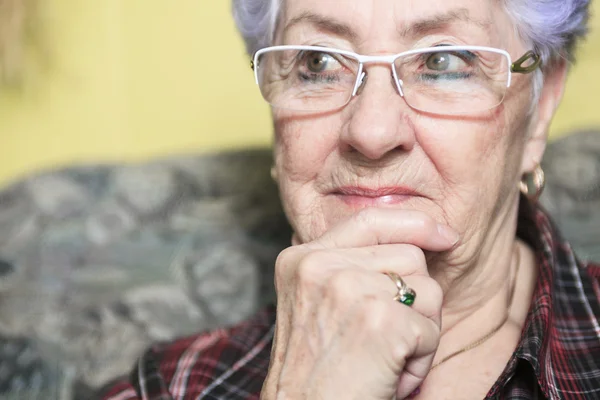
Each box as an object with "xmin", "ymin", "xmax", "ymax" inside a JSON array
[{"xmin": 250, "ymin": 45, "xmax": 541, "ymax": 112}]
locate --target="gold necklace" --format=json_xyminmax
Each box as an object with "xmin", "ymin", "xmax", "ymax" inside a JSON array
[{"xmin": 429, "ymin": 245, "xmax": 521, "ymax": 372}]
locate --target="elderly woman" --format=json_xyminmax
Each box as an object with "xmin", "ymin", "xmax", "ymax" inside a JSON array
[{"xmin": 103, "ymin": 0, "xmax": 600, "ymax": 398}]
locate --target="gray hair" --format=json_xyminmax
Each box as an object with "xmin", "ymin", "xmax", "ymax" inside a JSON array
[{"xmin": 232, "ymin": 0, "xmax": 280, "ymax": 58}]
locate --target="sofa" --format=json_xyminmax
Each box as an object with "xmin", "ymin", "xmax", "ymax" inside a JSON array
[{"xmin": 0, "ymin": 130, "xmax": 598, "ymax": 400}]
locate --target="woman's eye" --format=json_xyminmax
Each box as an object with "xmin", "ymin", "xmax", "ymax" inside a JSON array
[
  {"xmin": 302, "ymin": 52, "xmax": 340, "ymax": 73},
  {"xmin": 425, "ymin": 51, "xmax": 469, "ymax": 71}
]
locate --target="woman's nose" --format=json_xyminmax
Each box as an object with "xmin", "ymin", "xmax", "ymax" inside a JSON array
[{"xmin": 341, "ymin": 68, "xmax": 417, "ymax": 160}]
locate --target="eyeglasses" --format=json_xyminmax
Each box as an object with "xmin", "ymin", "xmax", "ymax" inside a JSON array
[{"xmin": 251, "ymin": 45, "xmax": 540, "ymax": 116}]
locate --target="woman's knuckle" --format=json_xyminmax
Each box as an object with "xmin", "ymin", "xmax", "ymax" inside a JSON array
[
  {"xmin": 420, "ymin": 278, "xmax": 444, "ymax": 314},
  {"xmin": 328, "ymin": 270, "xmax": 356, "ymax": 299},
  {"xmin": 361, "ymin": 297, "xmax": 391, "ymax": 331},
  {"xmin": 409, "ymin": 322, "xmax": 425, "ymax": 345},
  {"xmin": 419, "ymin": 319, "xmax": 441, "ymax": 352},
  {"xmin": 275, "ymin": 247, "xmax": 329, "ymax": 295},
  {"xmin": 275, "ymin": 246, "xmax": 298, "ymax": 275},
  {"xmin": 430, "ymin": 281, "xmax": 444, "ymax": 307},
  {"xmin": 297, "ymin": 250, "xmax": 327, "ymax": 275},
  {"xmin": 274, "ymin": 248, "xmax": 294, "ymax": 291},
  {"xmin": 404, "ymin": 244, "xmax": 426, "ymax": 267},
  {"xmin": 391, "ymin": 339, "xmax": 411, "ymax": 365},
  {"xmin": 276, "ymin": 245, "xmax": 295, "ymax": 261},
  {"xmin": 293, "ymin": 253, "xmax": 324, "ymax": 291}
]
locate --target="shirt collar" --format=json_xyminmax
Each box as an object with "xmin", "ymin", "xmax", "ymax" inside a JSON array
[
  {"xmin": 510, "ymin": 196, "xmax": 600, "ymax": 398},
  {"xmin": 513, "ymin": 197, "xmax": 557, "ymax": 397}
]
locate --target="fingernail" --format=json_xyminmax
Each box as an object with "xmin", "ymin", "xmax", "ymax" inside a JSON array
[{"xmin": 437, "ymin": 224, "xmax": 459, "ymax": 245}]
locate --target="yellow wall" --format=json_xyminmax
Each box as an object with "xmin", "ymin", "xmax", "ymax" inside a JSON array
[{"xmin": 1, "ymin": 1, "xmax": 599, "ymax": 187}]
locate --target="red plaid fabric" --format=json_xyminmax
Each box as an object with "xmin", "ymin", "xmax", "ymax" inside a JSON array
[{"xmin": 102, "ymin": 201, "xmax": 600, "ymax": 400}]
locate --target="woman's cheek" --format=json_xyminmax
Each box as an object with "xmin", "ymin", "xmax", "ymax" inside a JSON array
[
  {"xmin": 418, "ymin": 112, "xmax": 508, "ymax": 182},
  {"xmin": 277, "ymin": 178, "xmax": 328, "ymax": 243},
  {"xmin": 276, "ymin": 115, "xmax": 340, "ymax": 182}
]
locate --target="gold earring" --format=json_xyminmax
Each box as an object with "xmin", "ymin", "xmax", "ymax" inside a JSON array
[
  {"xmin": 519, "ymin": 165, "xmax": 545, "ymax": 201},
  {"xmin": 270, "ymin": 166, "xmax": 278, "ymax": 182}
]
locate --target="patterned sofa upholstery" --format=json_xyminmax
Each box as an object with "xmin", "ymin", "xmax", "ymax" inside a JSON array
[
  {"xmin": 0, "ymin": 130, "xmax": 598, "ymax": 399},
  {"xmin": 0, "ymin": 149, "xmax": 291, "ymax": 400}
]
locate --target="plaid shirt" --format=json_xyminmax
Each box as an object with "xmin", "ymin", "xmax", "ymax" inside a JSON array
[{"xmin": 102, "ymin": 200, "xmax": 600, "ymax": 400}]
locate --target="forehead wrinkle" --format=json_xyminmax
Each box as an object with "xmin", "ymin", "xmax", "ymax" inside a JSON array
[
  {"xmin": 283, "ymin": 11, "xmax": 359, "ymax": 42},
  {"xmin": 397, "ymin": 8, "xmax": 492, "ymax": 39}
]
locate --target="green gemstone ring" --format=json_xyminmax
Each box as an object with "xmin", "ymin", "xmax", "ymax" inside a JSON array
[{"xmin": 385, "ymin": 272, "xmax": 416, "ymax": 307}]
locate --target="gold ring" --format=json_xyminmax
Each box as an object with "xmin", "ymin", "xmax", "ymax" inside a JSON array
[{"xmin": 385, "ymin": 272, "xmax": 416, "ymax": 306}]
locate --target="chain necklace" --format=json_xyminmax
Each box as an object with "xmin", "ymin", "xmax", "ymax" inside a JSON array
[{"xmin": 429, "ymin": 245, "xmax": 521, "ymax": 372}]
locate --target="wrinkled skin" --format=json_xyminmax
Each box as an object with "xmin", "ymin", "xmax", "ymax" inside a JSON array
[{"xmin": 262, "ymin": 0, "xmax": 567, "ymax": 398}]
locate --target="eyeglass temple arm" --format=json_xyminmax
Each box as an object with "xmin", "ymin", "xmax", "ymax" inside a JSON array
[
  {"xmin": 511, "ymin": 51, "xmax": 541, "ymax": 74},
  {"xmin": 250, "ymin": 51, "xmax": 258, "ymax": 70}
]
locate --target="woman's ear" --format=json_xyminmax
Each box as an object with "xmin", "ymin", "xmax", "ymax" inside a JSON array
[{"xmin": 521, "ymin": 59, "xmax": 568, "ymax": 174}]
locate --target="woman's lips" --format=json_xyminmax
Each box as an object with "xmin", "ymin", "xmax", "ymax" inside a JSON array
[{"xmin": 332, "ymin": 186, "xmax": 420, "ymax": 207}]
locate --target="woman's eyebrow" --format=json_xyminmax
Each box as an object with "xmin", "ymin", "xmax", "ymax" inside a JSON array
[
  {"xmin": 283, "ymin": 11, "xmax": 358, "ymax": 42},
  {"xmin": 397, "ymin": 8, "xmax": 492, "ymax": 38},
  {"xmin": 283, "ymin": 8, "xmax": 490, "ymax": 42}
]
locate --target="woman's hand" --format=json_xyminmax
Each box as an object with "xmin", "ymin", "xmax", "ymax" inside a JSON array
[{"xmin": 261, "ymin": 208, "xmax": 458, "ymax": 400}]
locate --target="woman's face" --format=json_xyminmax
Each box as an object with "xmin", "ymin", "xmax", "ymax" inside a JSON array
[{"xmin": 272, "ymin": 0, "xmax": 551, "ymax": 254}]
